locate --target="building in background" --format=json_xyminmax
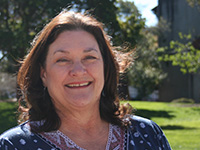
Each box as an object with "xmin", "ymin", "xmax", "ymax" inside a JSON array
[{"xmin": 153, "ymin": 0, "xmax": 200, "ymax": 102}]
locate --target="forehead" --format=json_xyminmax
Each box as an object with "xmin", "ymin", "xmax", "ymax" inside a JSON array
[{"xmin": 48, "ymin": 30, "xmax": 100, "ymax": 54}]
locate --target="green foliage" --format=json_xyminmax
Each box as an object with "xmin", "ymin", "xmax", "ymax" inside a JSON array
[
  {"xmin": 128, "ymin": 30, "xmax": 167, "ymax": 99},
  {"xmin": 116, "ymin": 0, "xmax": 145, "ymax": 46},
  {"xmin": 0, "ymin": 0, "xmax": 74, "ymax": 72},
  {"xmin": 80, "ymin": 0, "xmax": 121, "ymax": 40},
  {"xmin": 157, "ymin": 33, "xmax": 200, "ymax": 74}
]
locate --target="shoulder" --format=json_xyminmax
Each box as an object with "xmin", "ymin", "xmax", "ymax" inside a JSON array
[
  {"xmin": 0, "ymin": 122, "xmax": 45, "ymax": 150},
  {"xmin": 0, "ymin": 120, "xmax": 46, "ymax": 140},
  {"xmin": 128, "ymin": 115, "xmax": 165, "ymax": 137},
  {"xmin": 126, "ymin": 115, "xmax": 172, "ymax": 150},
  {"xmin": 0, "ymin": 122, "xmax": 31, "ymax": 149},
  {"xmin": 0, "ymin": 121, "xmax": 31, "ymax": 139},
  {"xmin": 0, "ymin": 121, "xmax": 57, "ymax": 150},
  {"xmin": 129, "ymin": 115, "xmax": 152, "ymax": 124},
  {"xmin": 129, "ymin": 115, "xmax": 158, "ymax": 129}
]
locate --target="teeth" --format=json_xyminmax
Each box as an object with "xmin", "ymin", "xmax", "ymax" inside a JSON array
[
  {"xmin": 80, "ymin": 82, "xmax": 89, "ymax": 86},
  {"xmin": 67, "ymin": 82, "xmax": 90, "ymax": 87}
]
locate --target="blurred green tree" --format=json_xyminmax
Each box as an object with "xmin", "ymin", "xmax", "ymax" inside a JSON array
[
  {"xmin": 157, "ymin": 33, "xmax": 200, "ymax": 74},
  {"xmin": 115, "ymin": 0, "xmax": 146, "ymax": 99},
  {"xmin": 79, "ymin": 0, "xmax": 121, "ymax": 41},
  {"xmin": 115, "ymin": 0, "xmax": 167, "ymax": 100},
  {"xmin": 128, "ymin": 29, "xmax": 167, "ymax": 99},
  {"xmin": 116, "ymin": 0, "xmax": 145, "ymax": 46},
  {"xmin": 0, "ymin": 0, "xmax": 73, "ymax": 72}
]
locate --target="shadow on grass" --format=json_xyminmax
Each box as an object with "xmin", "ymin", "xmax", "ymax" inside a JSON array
[
  {"xmin": 133, "ymin": 109, "xmax": 175, "ymax": 120},
  {"xmin": 192, "ymin": 107, "xmax": 200, "ymax": 113},
  {"xmin": 0, "ymin": 103, "xmax": 18, "ymax": 134},
  {"xmin": 160, "ymin": 125, "xmax": 197, "ymax": 130}
]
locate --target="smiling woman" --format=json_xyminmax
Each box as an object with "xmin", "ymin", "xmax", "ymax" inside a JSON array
[
  {"xmin": 40, "ymin": 30, "xmax": 104, "ymax": 110},
  {"xmin": 0, "ymin": 10, "xmax": 171, "ymax": 150}
]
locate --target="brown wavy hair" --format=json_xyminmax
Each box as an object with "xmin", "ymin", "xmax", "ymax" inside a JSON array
[{"xmin": 17, "ymin": 10, "xmax": 131, "ymax": 132}]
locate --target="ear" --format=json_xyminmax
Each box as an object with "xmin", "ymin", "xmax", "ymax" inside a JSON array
[{"xmin": 40, "ymin": 66, "xmax": 47, "ymax": 87}]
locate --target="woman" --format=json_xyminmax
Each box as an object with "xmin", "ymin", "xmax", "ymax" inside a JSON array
[{"xmin": 0, "ymin": 10, "xmax": 171, "ymax": 150}]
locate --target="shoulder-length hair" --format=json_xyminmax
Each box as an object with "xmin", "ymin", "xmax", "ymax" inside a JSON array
[{"xmin": 18, "ymin": 10, "xmax": 128, "ymax": 132}]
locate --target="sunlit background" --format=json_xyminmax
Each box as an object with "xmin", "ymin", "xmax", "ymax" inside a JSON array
[{"xmin": 130, "ymin": 0, "xmax": 158, "ymax": 26}]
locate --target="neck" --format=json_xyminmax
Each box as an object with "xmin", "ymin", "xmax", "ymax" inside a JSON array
[
  {"xmin": 56, "ymin": 104, "xmax": 109, "ymax": 150},
  {"xmin": 57, "ymin": 103, "xmax": 106, "ymax": 135}
]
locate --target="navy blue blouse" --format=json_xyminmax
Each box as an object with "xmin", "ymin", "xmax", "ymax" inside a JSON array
[{"xmin": 0, "ymin": 116, "xmax": 172, "ymax": 150}]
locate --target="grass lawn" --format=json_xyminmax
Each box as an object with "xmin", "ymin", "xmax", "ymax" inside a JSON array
[
  {"xmin": 0, "ymin": 101, "xmax": 200, "ymax": 150},
  {"xmin": 0, "ymin": 102, "xmax": 18, "ymax": 134}
]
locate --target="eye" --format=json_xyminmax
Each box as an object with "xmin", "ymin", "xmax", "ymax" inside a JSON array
[
  {"xmin": 84, "ymin": 56, "xmax": 97, "ymax": 60},
  {"xmin": 56, "ymin": 58, "xmax": 71, "ymax": 63}
]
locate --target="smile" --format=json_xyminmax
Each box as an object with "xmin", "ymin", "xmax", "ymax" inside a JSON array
[{"xmin": 66, "ymin": 82, "xmax": 91, "ymax": 88}]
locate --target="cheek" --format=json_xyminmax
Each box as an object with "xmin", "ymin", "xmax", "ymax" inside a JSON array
[
  {"xmin": 46, "ymin": 67, "xmax": 66, "ymax": 86},
  {"xmin": 91, "ymin": 62, "xmax": 104, "ymax": 83}
]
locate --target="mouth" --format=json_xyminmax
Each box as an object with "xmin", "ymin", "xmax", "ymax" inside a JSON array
[{"xmin": 65, "ymin": 82, "xmax": 92, "ymax": 88}]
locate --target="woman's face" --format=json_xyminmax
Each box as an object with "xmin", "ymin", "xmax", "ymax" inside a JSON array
[{"xmin": 40, "ymin": 30, "xmax": 104, "ymax": 112}]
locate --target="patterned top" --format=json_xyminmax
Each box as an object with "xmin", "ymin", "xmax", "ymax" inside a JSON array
[
  {"xmin": 0, "ymin": 116, "xmax": 172, "ymax": 150},
  {"xmin": 38, "ymin": 123, "xmax": 124, "ymax": 150}
]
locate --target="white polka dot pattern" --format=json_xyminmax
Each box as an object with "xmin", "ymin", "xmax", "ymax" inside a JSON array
[{"xmin": 0, "ymin": 116, "xmax": 172, "ymax": 150}]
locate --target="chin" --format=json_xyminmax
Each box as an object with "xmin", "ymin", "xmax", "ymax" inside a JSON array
[{"xmin": 71, "ymin": 96, "xmax": 99, "ymax": 108}]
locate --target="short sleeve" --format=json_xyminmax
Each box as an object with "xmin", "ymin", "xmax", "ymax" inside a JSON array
[
  {"xmin": 150, "ymin": 120, "xmax": 172, "ymax": 150},
  {"xmin": 0, "ymin": 137, "xmax": 18, "ymax": 150},
  {"xmin": 127, "ymin": 115, "xmax": 172, "ymax": 150},
  {"xmin": 0, "ymin": 122, "xmax": 57, "ymax": 150}
]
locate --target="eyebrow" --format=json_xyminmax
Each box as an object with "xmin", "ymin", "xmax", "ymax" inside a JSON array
[
  {"xmin": 53, "ymin": 48, "xmax": 98, "ymax": 55},
  {"xmin": 53, "ymin": 49, "xmax": 69, "ymax": 55},
  {"xmin": 83, "ymin": 48, "xmax": 98, "ymax": 53}
]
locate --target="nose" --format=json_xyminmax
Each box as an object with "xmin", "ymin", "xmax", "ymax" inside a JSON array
[{"xmin": 69, "ymin": 61, "xmax": 87, "ymax": 76}]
